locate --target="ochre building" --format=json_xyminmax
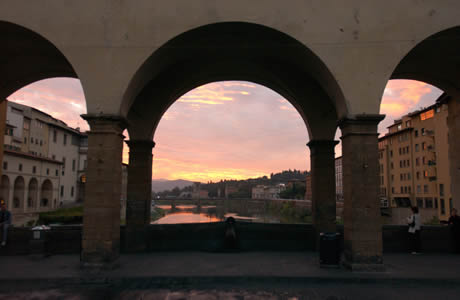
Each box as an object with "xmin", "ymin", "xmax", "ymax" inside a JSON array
[{"xmin": 379, "ymin": 94, "xmax": 452, "ymax": 223}]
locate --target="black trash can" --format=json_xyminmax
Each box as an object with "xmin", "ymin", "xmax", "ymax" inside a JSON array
[{"xmin": 319, "ymin": 232, "xmax": 340, "ymax": 266}]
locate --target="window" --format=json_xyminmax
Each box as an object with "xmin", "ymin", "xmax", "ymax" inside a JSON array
[
  {"xmin": 449, "ymin": 198, "xmax": 453, "ymax": 213},
  {"xmin": 23, "ymin": 121, "xmax": 29, "ymax": 130},
  {"xmin": 424, "ymin": 184, "xmax": 428, "ymax": 194},
  {"xmin": 407, "ymin": 173, "xmax": 411, "ymax": 180},
  {"xmin": 53, "ymin": 130, "xmax": 57, "ymax": 143},
  {"xmin": 406, "ymin": 120, "xmax": 411, "ymax": 127},
  {"xmin": 392, "ymin": 187, "xmax": 395, "ymax": 194},
  {"xmin": 416, "ymin": 171, "xmax": 420, "ymax": 180},
  {"xmin": 62, "ymin": 157, "xmax": 66, "ymax": 169},
  {"xmin": 52, "ymin": 155, "xmax": 56, "ymax": 160},
  {"xmin": 397, "ymin": 124, "xmax": 402, "ymax": 130},
  {"xmin": 422, "ymin": 142, "xmax": 426, "ymax": 150},
  {"xmin": 406, "ymin": 160, "xmax": 410, "ymax": 167},
  {"xmin": 391, "ymin": 174, "xmax": 394, "ymax": 182},
  {"xmin": 417, "ymin": 185, "xmax": 421, "ymax": 194},
  {"xmin": 71, "ymin": 186, "xmax": 74, "ymax": 197},
  {"xmin": 31, "ymin": 137, "xmax": 34, "ymax": 143},
  {"xmin": 415, "ymin": 130, "xmax": 418, "ymax": 137},
  {"xmin": 400, "ymin": 174, "xmax": 403, "ymax": 181},
  {"xmin": 422, "ymin": 157, "xmax": 426, "ymax": 165},
  {"xmin": 416, "ymin": 158, "xmax": 419, "ymax": 166},
  {"xmin": 391, "ymin": 162, "xmax": 394, "ymax": 169},
  {"xmin": 424, "ymin": 170, "xmax": 428, "ymax": 178},
  {"xmin": 435, "ymin": 198, "xmax": 438, "ymax": 209},
  {"xmin": 32, "ymin": 166, "xmax": 36, "ymax": 174},
  {"xmin": 421, "ymin": 128, "xmax": 425, "ymax": 136},
  {"xmin": 35, "ymin": 139, "xmax": 38, "ymax": 145},
  {"xmin": 24, "ymin": 137, "xmax": 27, "ymax": 144},
  {"xmin": 60, "ymin": 186, "xmax": 64, "ymax": 197},
  {"xmin": 440, "ymin": 184, "xmax": 444, "ymax": 197},
  {"xmin": 72, "ymin": 159, "xmax": 76, "ymax": 172},
  {"xmin": 63, "ymin": 134, "xmax": 67, "ymax": 145},
  {"xmin": 425, "ymin": 198, "xmax": 433, "ymax": 208},
  {"xmin": 415, "ymin": 144, "xmax": 419, "ymax": 152},
  {"xmin": 40, "ymin": 140, "xmax": 42, "ymax": 146},
  {"xmin": 46, "ymin": 168, "xmax": 49, "ymax": 175},
  {"xmin": 390, "ymin": 150, "xmax": 393, "ymax": 157},
  {"xmin": 441, "ymin": 198, "xmax": 445, "ymax": 215},
  {"xmin": 84, "ymin": 160, "xmax": 87, "ymax": 169},
  {"xmin": 55, "ymin": 170, "xmax": 58, "ymax": 176},
  {"xmin": 18, "ymin": 164, "xmax": 22, "ymax": 171},
  {"xmin": 420, "ymin": 110, "xmax": 434, "ymax": 121},
  {"xmin": 400, "ymin": 186, "xmax": 404, "ymax": 194},
  {"xmin": 3, "ymin": 161, "xmax": 7, "ymax": 170}
]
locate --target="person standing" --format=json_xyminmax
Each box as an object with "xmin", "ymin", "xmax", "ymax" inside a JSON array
[
  {"xmin": 0, "ymin": 203, "xmax": 11, "ymax": 246},
  {"xmin": 407, "ymin": 206, "xmax": 421, "ymax": 254},
  {"xmin": 448, "ymin": 208, "xmax": 460, "ymax": 253}
]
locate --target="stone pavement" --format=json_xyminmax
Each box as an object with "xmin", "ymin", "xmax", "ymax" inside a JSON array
[{"xmin": 1, "ymin": 252, "xmax": 460, "ymax": 299}]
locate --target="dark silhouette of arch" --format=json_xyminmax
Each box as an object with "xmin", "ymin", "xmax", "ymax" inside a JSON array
[
  {"xmin": 0, "ymin": 21, "xmax": 78, "ymax": 100},
  {"xmin": 13, "ymin": 176, "xmax": 25, "ymax": 210},
  {"xmin": 40, "ymin": 179, "xmax": 53, "ymax": 208},
  {"xmin": 28, "ymin": 178, "xmax": 38, "ymax": 209}
]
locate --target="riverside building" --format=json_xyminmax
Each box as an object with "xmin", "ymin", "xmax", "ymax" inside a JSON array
[{"xmin": 378, "ymin": 94, "xmax": 452, "ymax": 224}]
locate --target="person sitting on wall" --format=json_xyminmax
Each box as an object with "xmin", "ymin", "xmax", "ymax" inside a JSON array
[
  {"xmin": 448, "ymin": 208, "xmax": 460, "ymax": 253},
  {"xmin": 0, "ymin": 202, "xmax": 12, "ymax": 246},
  {"xmin": 407, "ymin": 206, "xmax": 421, "ymax": 254}
]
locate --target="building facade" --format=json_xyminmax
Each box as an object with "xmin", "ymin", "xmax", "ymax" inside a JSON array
[
  {"xmin": 378, "ymin": 94, "xmax": 452, "ymax": 223},
  {"xmin": 252, "ymin": 184, "xmax": 286, "ymax": 200},
  {"xmin": 1, "ymin": 100, "xmax": 85, "ymax": 218}
]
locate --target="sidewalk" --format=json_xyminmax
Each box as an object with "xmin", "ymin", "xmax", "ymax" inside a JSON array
[{"xmin": 1, "ymin": 252, "xmax": 460, "ymax": 299}]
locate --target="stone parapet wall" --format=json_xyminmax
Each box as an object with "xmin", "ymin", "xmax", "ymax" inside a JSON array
[{"xmin": 0, "ymin": 224, "xmax": 456, "ymax": 255}]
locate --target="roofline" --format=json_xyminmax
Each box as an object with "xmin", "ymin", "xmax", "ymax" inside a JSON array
[{"xmin": 4, "ymin": 149, "xmax": 63, "ymax": 164}]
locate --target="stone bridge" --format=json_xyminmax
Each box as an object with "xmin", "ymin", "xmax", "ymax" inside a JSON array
[{"xmin": 1, "ymin": 0, "xmax": 460, "ymax": 270}]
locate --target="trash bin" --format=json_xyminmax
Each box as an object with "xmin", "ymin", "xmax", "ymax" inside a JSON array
[
  {"xmin": 319, "ymin": 232, "xmax": 340, "ymax": 266},
  {"xmin": 29, "ymin": 225, "xmax": 50, "ymax": 256}
]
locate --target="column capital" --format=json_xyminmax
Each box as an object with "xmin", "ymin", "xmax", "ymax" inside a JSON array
[
  {"xmin": 338, "ymin": 114, "xmax": 385, "ymax": 128},
  {"xmin": 81, "ymin": 114, "xmax": 128, "ymax": 134},
  {"xmin": 338, "ymin": 114, "xmax": 385, "ymax": 138},
  {"xmin": 125, "ymin": 139, "xmax": 156, "ymax": 150}
]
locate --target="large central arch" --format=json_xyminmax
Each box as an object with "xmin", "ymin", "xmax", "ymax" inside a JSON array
[
  {"xmin": 124, "ymin": 22, "xmax": 347, "ymax": 141},
  {"xmin": 118, "ymin": 22, "xmax": 345, "ymax": 257}
]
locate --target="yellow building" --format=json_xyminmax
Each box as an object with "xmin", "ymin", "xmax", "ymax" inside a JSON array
[{"xmin": 378, "ymin": 94, "xmax": 452, "ymax": 223}]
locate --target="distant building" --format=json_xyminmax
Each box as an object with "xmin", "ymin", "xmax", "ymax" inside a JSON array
[
  {"xmin": 378, "ymin": 94, "xmax": 452, "ymax": 223},
  {"xmin": 252, "ymin": 184, "xmax": 285, "ymax": 200},
  {"xmin": 191, "ymin": 182, "xmax": 209, "ymax": 199},
  {"xmin": 224, "ymin": 184, "xmax": 238, "ymax": 199}
]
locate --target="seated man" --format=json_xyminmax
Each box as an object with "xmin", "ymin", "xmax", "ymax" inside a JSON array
[{"xmin": 0, "ymin": 203, "xmax": 11, "ymax": 246}]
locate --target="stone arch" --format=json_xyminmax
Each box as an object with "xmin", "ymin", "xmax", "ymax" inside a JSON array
[
  {"xmin": 387, "ymin": 26, "xmax": 460, "ymax": 216},
  {"xmin": 0, "ymin": 175, "xmax": 10, "ymax": 207},
  {"xmin": 40, "ymin": 180, "xmax": 53, "ymax": 208},
  {"xmin": 0, "ymin": 20, "xmax": 79, "ymax": 100},
  {"xmin": 27, "ymin": 178, "xmax": 38, "ymax": 209},
  {"xmin": 390, "ymin": 26, "xmax": 460, "ymax": 97},
  {"xmin": 123, "ymin": 22, "xmax": 347, "ymax": 141},
  {"xmin": 13, "ymin": 176, "xmax": 25, "ymax": 211}
]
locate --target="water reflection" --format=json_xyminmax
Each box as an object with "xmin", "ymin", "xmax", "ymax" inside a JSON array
[
  {"xmin": 152, "ymin": 211, "xmax": 220, "ymax": 224},
  {"xmin": 151, "ymin": 199, "xmax": 313, "ymax": 225}
]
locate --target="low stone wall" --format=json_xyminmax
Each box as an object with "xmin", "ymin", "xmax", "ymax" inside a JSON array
[{"xmin": 0, "ymin": 223, "xmax": 456, "ymax": 255}]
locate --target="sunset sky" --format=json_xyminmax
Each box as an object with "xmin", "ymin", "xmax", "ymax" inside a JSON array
[{"xmin": 7, "ymin": 79, "xmax": 442, "ymax": 182}]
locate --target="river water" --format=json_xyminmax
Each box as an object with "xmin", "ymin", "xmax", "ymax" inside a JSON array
[{"xmin": 151, "ymin": 199, "xmax": 312, "ymax": 224}]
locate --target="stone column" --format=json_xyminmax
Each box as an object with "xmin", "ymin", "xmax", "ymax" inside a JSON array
[
  {"xmin": 448, "ymin": 98, "xmax": 460, "ymax": 211},
  {"xmin": 307, "ymin": 140, "xmax": 339, "ymax": 248},
  {"xmin": 124, "ymin": 140, "xmax": 155, "ymax": 252},
  {"xmin": 339, "ymin": 114, "xmax": 385, "ymax": 271},
  {"xmin": 80, "ymin": 115, "xmax": 126, "ymax": 268}
]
